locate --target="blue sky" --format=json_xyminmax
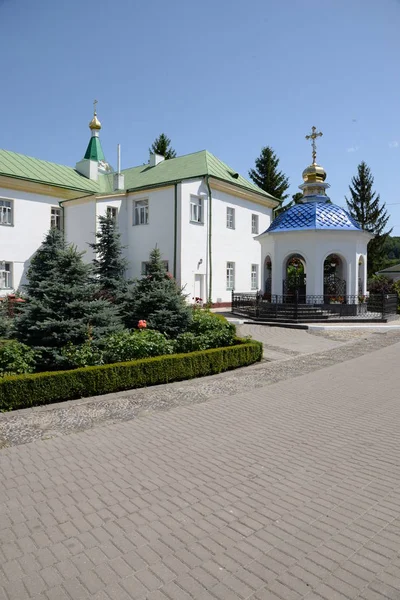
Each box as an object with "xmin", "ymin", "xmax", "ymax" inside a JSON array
[{"xmin": 1, "ymin": 0, "xmax": 399, "ymax": 231}]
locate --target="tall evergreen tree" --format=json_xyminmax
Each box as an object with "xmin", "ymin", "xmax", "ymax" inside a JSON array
[
  {"xmin": 23, "ymin": 228, "xmax": 66, "ymax": 298},
  {"xmin": 15, "ymin": 239, "xmax": 123, "ymax": 368},
  {"xmin": 123, "ymin": 248, "xmax": 192, "ymax": 337},
  {"xmin": 150, "ymin": 133, "xmax": 177, "ymax": 159},
  {"xmin": 89, "ymin": 213, "xmax": 128, "ymax": 301},
  {"xmin": 249, "ymin": 146, "xmax": 289, "ymax": 200},
  {"xmin": 345, "ymin": 161, "xmax": 392, "ymax": 275}
]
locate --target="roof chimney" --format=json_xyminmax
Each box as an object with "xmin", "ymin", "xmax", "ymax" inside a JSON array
[
  {"xmin": 113, "ymin": 143, "xmax": 125, "ymax": 191},
  {"xmin": 149, "ymin": 152, "xmax": 165, "ymax": 167}
]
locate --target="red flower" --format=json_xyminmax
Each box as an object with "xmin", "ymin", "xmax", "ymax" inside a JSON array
[{"xmin": 138, "ymin": 320, "xmax": 147, "ymax": 329}]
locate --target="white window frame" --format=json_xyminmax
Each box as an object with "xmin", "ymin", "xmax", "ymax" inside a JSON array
[
  {"xmin": 226, "ymin": 261, "xmax": 235, "ymax": 290},
  {"xmin": 251, "ymin": 214, "xmax": 259, "ymax": 234},
  {"xmin": 50, "ymin": 206, "xmax": 63, "ymax": 230},
  {"xmin": 251, "ymin": 264, "xmax": 259, "ymax": 290},
  {"xmin": 107, "ymin": 206, "xmax": 118, "ymax": 221},
  {"xmin": 0, "ymin": 262, "xmax": 12, "ymax": 289},
  {"xmin": 226, "ymin": 207, "xmax": 235, "ymax": 229},
  {"xmin": 0, "ymin": 199, "xmax": 13, "ymax": 226},
  {"xmin": 190, "ymin": 196, "xmax": 203, "ymax": 224},
  {"xmin": 141, "ymin": 260, "xmax": 169, "ymax": 276},
  {"xmin": 133, "ymin": 199, "xmax": 149, "ymax": 226}
]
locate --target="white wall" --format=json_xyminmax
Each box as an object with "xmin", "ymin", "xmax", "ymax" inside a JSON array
[
  {"xmin": 64, "ymin": 198, "xmax": 97, "ymax": 261},
  {"xmin": 0, "ymin": 186, "xmax": 64, "ymax": 295},
  {"xmin": 179, "ymin": 180, "xmax": 273, "ymax": 303},
  {"xmin": 126, "ymin": 187, "xmax": 175, "ymax": 280}
]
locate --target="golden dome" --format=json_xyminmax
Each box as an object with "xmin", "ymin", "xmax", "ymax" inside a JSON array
[
  {"xmin": 89, "ymin": 112, "xmax": 102, "ymax": 131},
  {"xmin": 302, "ymin": 163, "xmax": 326, "ymax": 183}
]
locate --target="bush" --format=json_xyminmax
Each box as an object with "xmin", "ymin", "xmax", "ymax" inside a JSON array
[
  {"xmin": 0, "ymin": 340, "xmax": 263, "ymax": 411},
  {"xmin": 0, "ymin": 340, "xmax": 36, "ymax": 377},
  {"xmin": 102, "ymin": 330, "xmax": 174, "ymax": 363},
  {"xmin": 61, "ymin": 341, "xmax": 105, "ymax": 369}
]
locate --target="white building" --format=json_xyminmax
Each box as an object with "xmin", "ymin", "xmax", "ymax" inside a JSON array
[
  {"xmin": 256, "ymin": 130, "xmax": 372, "ymax": 302},
  {"xmin": 0, "ymin": 109, "xmax": 278, "ymax": 303}
]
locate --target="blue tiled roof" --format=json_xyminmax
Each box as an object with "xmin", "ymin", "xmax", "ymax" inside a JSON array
[{"xmin": 267, "ymin": 201, "xmax": 361, "ymax": 233}]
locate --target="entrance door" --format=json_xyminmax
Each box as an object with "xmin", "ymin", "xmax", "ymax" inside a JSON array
[{"xmin": 194, "ymin": 274, "xmax": 205, "ymax": 302}]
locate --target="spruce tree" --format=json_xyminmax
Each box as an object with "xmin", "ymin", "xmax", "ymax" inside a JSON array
[
  {"xmin": 345, "ymin": 161, "xmax": 392, "ymax": 275},
  {"xmin": 275, "ymin": 192, "xmax": 303, "ymax": 216},
  {"xmin": 89, "ymin": 213, "xmax": 128, "ymax": 301},
  {"xmin": 15, "ymin": 241, "xmax": 123, "ymax": 369},
  {"xmin": 123, "ymin": 248, "xmax": 192, "ymax": 337},
  {"xmin": 249, "ymin": 146, "xmax": 289, "ymax": 200},
  {"xmin": 149, "ymin": 133, "xmax": 177, "ymax": 159},
  {"xmin": 23, "ymin": 228, "xmax": 66, "ymax": 298}
]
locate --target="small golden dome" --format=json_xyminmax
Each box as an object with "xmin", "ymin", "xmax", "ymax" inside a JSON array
[
  {"xmin": 89, "ymin": 112, "xmax": 102, "ymax": 131},
  {"xmin": 302, "ymin": 163, "xmax": 326, "ymax": 183}
]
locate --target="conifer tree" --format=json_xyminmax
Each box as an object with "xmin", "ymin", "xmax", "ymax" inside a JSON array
[
  {"xmin": 23, "ymin": 227, "xmax": 66, "ymax": 298},
  {"xmin": 89, "ymin": 213, "xmax": 128, "ymax": 301},
  {"xmin": 15, "ymin": 238, "xmax": 123, "ymax": 368},
  {"xmin": 249, "ymin": 146, "xmax": 289, "ymax": 200},
  {"xmin": 123, "ymin": 247, "xmax": 192, "ymax": 337},
  {"xmin": 345, "ymin": 161, "xmax": 392, "ymax": 275},
  {"xmin": 149, "ymin": 133, "xmax": 177, "ymax": 159}
]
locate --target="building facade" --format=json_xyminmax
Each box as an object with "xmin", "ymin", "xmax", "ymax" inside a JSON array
[{"xmin": 0, "ymin": 110, "xmax": 278, "ymax": 303}]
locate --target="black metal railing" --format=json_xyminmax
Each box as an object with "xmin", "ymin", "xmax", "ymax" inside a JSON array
[{"xmin": 231, "ymin": 292, "xmax": 398, "ymax": 321}]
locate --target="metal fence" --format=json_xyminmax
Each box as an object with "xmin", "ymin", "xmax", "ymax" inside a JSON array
[{"xmin": 231, "ymin": 292, "xmax": 398, "ymax": 322}]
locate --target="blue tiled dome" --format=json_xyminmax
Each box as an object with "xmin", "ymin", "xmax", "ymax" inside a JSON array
[{"xmin": 267, "ymin": 201, "xmax": 361, "ymax": 233}]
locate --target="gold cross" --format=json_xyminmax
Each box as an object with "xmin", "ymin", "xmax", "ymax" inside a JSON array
[
  {"xmin": 93, "ymin": 99, "xmax": 98, "ymax": 115},
  {"xmin": 305, "ymin": 126, "xmax": 323, "ymax": 164}
]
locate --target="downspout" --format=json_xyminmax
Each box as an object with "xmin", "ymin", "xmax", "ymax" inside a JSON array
[
  {"xmin": 173, "ymin": 183, "xmax": 178, "ymax": 278},
  {"xmin": 206, "ymin": 176, "xmax": 212, "ymax": 304}
]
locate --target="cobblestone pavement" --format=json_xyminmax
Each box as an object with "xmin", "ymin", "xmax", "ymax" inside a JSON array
[
  {"xmin": 0, "ymin": 335, "xmax": 400, "ymax": 598},
  {"xmin": 1, "ymin": 330, "xmax": 400, "ymax": 448}
]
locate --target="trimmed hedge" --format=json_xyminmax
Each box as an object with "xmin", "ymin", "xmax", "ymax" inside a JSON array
[{"xmin": 0, "ymin": 339, "xmax": 262, "ymax": 411}]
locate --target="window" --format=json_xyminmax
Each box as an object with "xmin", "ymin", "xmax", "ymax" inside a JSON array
[
  {"xmin": 226, "ymin": 207, "xmax": 235, "ymax": 229},
  {"xmin": 107, "ymin": 206, "xmax": 118, "ymax": 221},
  {"xmin": 251, "ymin": 214, "xmax": 259, "ymax": 234},
  {"xmin": 0, "ymin": 200, "xmax": 12, "ymax": 226},
  {"xmin": 251, "ymin": 264, "xmax": 259, "ymax": 290},
  {"xmin": 141, "ymin": 260, "xmax": 169, "ymax": 276},
  {"xmin": 0, "ymin": 263, "xmax": 12, "ymax": 289},
  {"xmin": 133, "ymin": 199, "xmax": 149, "ymax": 225},
  {"xmin": 190, "ymin": 196, "xmax": 203, "ymax": 223},
  {"xmin": 50, "ymin": 207, "xmax": 62, "ymax": 230},
  {"xmin": 226, "ymin": 262, "xmax": 235, "ymax": 290}
]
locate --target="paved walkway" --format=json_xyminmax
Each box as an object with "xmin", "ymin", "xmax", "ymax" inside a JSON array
[{"xmin": 0, "ymin": 338, "xmax": 400, "ymax": 598}]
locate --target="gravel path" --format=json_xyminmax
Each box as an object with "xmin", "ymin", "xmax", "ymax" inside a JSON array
[{"xmin": 0, "ymin": 328, "xmax": 399, "ymax": 448}]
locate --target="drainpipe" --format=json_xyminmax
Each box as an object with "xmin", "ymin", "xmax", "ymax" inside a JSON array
[
  {"xmin": 173, "ymin": 183, "xmax": 178, "ymax": 278},
  {"xmin": 206, "ymin": 176, "xmax": 212, "ymax": 304}
]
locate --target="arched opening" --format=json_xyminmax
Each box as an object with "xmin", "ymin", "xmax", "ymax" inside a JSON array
[
  {"xmin": 324, "ymin": 254, "xmax": 347, "ymax": 302},
  {"xmin": 283, "ymin": 254, "xmax": 306, "ymax": 301},
  {"xmin": 264, "ymin": 256, "xmax": 272, "ymax": 300}
]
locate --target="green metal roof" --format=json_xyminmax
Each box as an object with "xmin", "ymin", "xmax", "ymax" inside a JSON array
[
  {"xmin": 121, "ymin": 150, "xmax": 277, "ymax": 201},
  {"xmin": 377, "ymin": 263, "xmax": 400, "ymax": 273},
  {"xmin": 0, "ymin": 147, "xmax": 277, "ymax": 203},
  {"xmin": 0, "ymin": 149, "xmax": 99, "ymax": 193},
  {"xmin": 84, "ymin": 137, "xmax": 106, "ymax": 162}
]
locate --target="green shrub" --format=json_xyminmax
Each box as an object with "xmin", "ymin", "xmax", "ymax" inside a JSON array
[
  {"xmin": 0, "ymin": 340, "xmax": 262, "ymax": 411},
  {"xmin": 174, "ymin": 328, "xmax": 236, "ymax": 353},
  {"xmin": 102, "ymin": 330, "xmax": 174, "ymax": 363},
  {"xmin": 0, "ymin": 340, "xmax": 36, "ymax": 377},
  {"xmin": 61, "ymin": 341, "xmax": 105, "ymax": 369},
  {"xmin": 189, "ymin": 310, "xmax": 236, "ymax": 336}
]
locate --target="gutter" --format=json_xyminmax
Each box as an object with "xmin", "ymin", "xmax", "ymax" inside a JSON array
[
  {"xmin": 206, "ymin": 176, "xmax": 212, "ymax": 304},
  {"xmin": 173, "ymin": 183, "xmax": 178, "ymax": 278},
  {"xmin": 0, "ymin": 173, "xmax": 98, "ymax": 196}
]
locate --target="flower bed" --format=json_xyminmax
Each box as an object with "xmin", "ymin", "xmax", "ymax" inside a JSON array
[{"xmin": 0, "ymin": 339, "xmax": 262, "ymax": 412}]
